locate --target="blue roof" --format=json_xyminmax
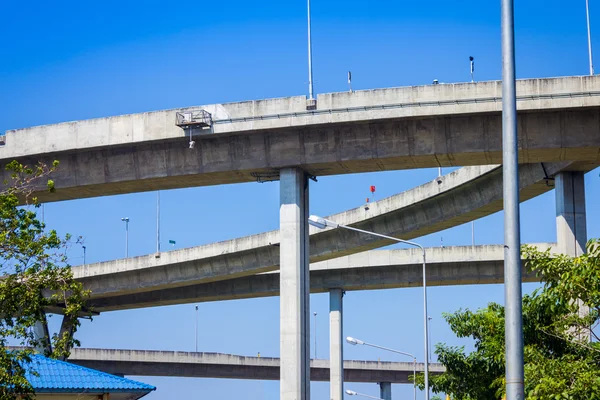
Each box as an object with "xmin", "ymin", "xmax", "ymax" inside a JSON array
[{"xmin": 23, "ymin": 354, "xmax": 156, "ymax": 394}]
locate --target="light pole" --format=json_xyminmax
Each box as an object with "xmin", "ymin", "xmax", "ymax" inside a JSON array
[
  {"xmin": 121, "ymin": 217, "xmax": 129, "ymax": 258},
  {"xmin": 501, "ymin": 0, "xmax": 525, "ymax": 399},
  {"xmin": 308, "ymin": 215, "xmax": 429, "ymax": 400},
  {"xmin": 313, "ymin": 311, "xmax": 318, "ymax": 359},
  {"xmin": 347, "ymin": 337, "xmax": 417, "ymax": 400},
  {"xmin": 156, "ymin": 191, "xmax": 161, "ymax": 253},
  {"xmin": 427, "ymin": 316, "xmax": 432, "ymax": 362},
  {"xmin": 346, "ymin": 389, "xmax": 383, "ymax": 400},
  {"xmin": 82, "ymin": 245, "xmax": 87, "ymax": 265},
  {"xmin": 195, "ymin": 305, "xmax": 199, "ymax": 352},
  {"xmin": 307, "ymin": 0, "xmax": 314, "ymax": 100},
  {"xmin": 587, "ymin": 0, "xmax": 594, "ymax": 75}
]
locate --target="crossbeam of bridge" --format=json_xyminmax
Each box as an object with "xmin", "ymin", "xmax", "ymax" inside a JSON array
[{"xmin": 68, "ymin": 348, "xmax": 445, "ymax": 384}]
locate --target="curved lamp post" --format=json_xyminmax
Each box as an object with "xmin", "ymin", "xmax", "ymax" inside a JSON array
[
  {"xmin": 347, "ymin": 336, "xmax": 417, "ymax": 400},
  {"xmin": 346, "ymin": 389, "xmax": 383, "ymax": 400},
  {"xmin": 308, "ymin": 215, "xmax": 430, "ymax": 400}
]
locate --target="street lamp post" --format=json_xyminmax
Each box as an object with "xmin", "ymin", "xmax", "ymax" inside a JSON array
[
  {"xmin": 501, "ymin": 1, "xmax": 525, "ymax": 399},
  {"xmin": 195, "ymin": 305, "xmax": 199, "ymax": 352},
  {"xmin": 587, "ymin": 0, "xmax": 594, "ymax": 75},
  {"xmin": 308, "ymin": 215, "xmax": 429, "ymax": 400},
  {"xmin": 82, "ymin": 245, "xmax": 86, "ymax": 265},
  {"xmin": 307, "ymin": 0, "xmax": 314, "ymax": 100},
  {"xmin": 347, "ymin": 337, "xmax": 417, "ymax": 400},
  {"xmin": 121, "ymin": 217, "xmax": 129, "ymax": 258},
  {"xmin": 313, "ymin": 311, "xmax": 318, "ymax": 359},
  {"xmin": 428, "ymin": 316, "xmax": 432, "ymax": 362},
  {"xmin": 346, "ymin": 389, "xmax": 384, "ymax": 400}
]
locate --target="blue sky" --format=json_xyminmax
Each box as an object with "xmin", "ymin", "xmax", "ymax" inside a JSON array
[{"xmin": 1, "ymin": 0, "xmax": 599, "ymax": 398}]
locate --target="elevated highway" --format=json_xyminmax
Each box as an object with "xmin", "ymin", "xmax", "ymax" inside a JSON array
[
  {"xmin": 1, "ymin": 76, "xmax": 599, "ymax": 202},
  {"xmin": 73, "ymin": 161, "xmax": 581, "ymax": 300},
  {"xmin": 89, "ymin": 244, "xmax": 552, "ymax": 312},
  {"xmin": 68, "ymin": 348, "xmax": 445, "ymax": 384}
]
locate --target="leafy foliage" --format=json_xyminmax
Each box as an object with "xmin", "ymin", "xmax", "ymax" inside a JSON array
[
  {"xmin": 416, "ymin": 240, "xmax": 600, "ymax": 400},
  {"xmin": 0, "ymin": 161, "xmax": 89, "ymax": 399}
]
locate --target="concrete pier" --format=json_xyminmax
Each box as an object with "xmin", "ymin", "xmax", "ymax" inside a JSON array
[
  {"xmin": 379, "ymin": 382, "xmax": 392, "ymax": 400},
  {"xmin": 58, "ymin": 315, "xmax": 76, "ymax": 360},
  {"xmin": 33, "ymin": 316, "xmax": 51, "ymax": 355},
  {"xmin": 555, "ymin": 172, "xmax": 587, "ymax": 256},
  {"xmin": 555, "ymin": 171, "xmax": 589, "ymax": 341},
  {"xmin": 329, "ymin": 289, "xmax": 344, "ymax": 400},
  {"xmin": 280, "ymin": 168, "xmax": 310, "ymax": 400}
]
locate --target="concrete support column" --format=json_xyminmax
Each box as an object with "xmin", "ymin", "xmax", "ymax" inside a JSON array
[
  {"xmin": 329, "ymin": 289, "xmax": 344, "ymax": 400},
  {"xmin": 379, "ymin": 382, "xmax": 392, "ymax": 400},
  {"xmin": 33, "ymin": 314, "xmax": 51, "ymax": 355},
  {"xmin": 280, "ymin": 168, "xmax": 310, "ymax": 400},
  {"xmin": 555, "ymin": 171, "xmax": 589, "ymax": 341},
  {"xmin": 59, "ymin": 315, "xmax": 77, "ymax": 360},
  {"xmin": 555, "ymin": 172, "xmax": 587, "ymax": 256}
]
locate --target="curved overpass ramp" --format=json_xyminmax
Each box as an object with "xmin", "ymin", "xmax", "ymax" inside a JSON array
[
  {"xmin": 90, "ymin": 243, "xmax": 553, "ymax": 312},
  {"xmin": 73, "ymin": 159, "xmax": 588, "ymax": 301}
]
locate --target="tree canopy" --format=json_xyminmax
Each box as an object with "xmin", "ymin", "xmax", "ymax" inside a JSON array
[
  {"xmin": 0, "ymin": 161, "xmax": 89, "ymax": 399},
  {"xmin": 419, "ymin": 240, "xmax": 600, "ymax": 400}
]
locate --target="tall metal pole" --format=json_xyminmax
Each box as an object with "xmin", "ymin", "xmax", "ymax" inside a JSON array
[
  {"xmin": 413, "ymin": 359, "xmax": 417, "ymax": 400},
  {"xmin": 195, "ymin": 305, "xmax": 198, "ymax": 352},
  {"xmin": 421, "ymin": 251, "xmax": 430, "ymax": 400},
  {"xmin": 347, "ymin": 339, "xmax": 417, "ymax": 400},
  {"xmin": 427, "ymin": 316, "xmax": 432, "ymax": 362},
  {"xmin": 307, "ymin": 0, "xmax": 314, "ymax": 99},
  {"xmin": 342, "ymin": 226, "xmax": 429, "ymax": 399},
  {"xmin": 309, "ymin": 216, "xmax": 429, "ymax": 399},
  {"xmin": 82, "ymin": 246, "xmax": 86, "ymax": 265},
  {"xmin": 313, "ymin": 312, "xmax": 317, "ymax": 359},
  {"xmin": 501, "ymin": 0, "xmax": 524, "ymax": 399},
  {"xmin": 157, "ymin": 191, "xmax": 161, "ymax": 253},
  {"xmin": 587, "ymin": 0, "xmax": 594, "ymax": 75},
  {"xmin": 121, "ymin": 217, "xmax": 130, "ymax": 258}
]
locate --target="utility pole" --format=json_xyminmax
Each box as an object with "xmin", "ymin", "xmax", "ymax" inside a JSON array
[{"xmin": 501, "ymin": 0, "xmax": 525, "ymax": 399}]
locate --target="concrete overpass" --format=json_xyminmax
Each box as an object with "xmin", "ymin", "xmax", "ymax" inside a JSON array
[
  {"xmin": 1, "ymin": 76, "xmax": 599, "ymax": 203},
  {"xmin": 7, "ymin": 75, "xmax": 594, "ymax": 400},
  {"xmin": 88, "ymin": 244, "xmax": 552, "ymax": 312},
  {"xmin": 67, "ymin": 348, "xmax": 445, "ymax": 384},
  {"xmin": 72, "ymin": 161, "xmax": 582, "ymax": 300}
]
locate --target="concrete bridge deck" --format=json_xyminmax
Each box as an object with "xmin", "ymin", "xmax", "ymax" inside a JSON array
[
  {"xmin": 68, "ymin": 348, "xmax": 445, "ymax": 384},
  {"xmin": 89, "ymin": 244, "xmax": 552, "ymax": 312},
  {"xmin": 2, "ymin": 76, "xmax": 599, "ymax": 202},
  {"xmin": 73, "ymin": 161, "xmax": 584, "ymax": 300}
]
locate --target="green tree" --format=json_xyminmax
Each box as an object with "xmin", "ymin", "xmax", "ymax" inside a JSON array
[
  {"xmin": 417, "ymin": 240, "xmax": 600, "ymax": 400},
  {"xmin": 0, "ymin": 161, "xmax": 89, "ymax": 399}
]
